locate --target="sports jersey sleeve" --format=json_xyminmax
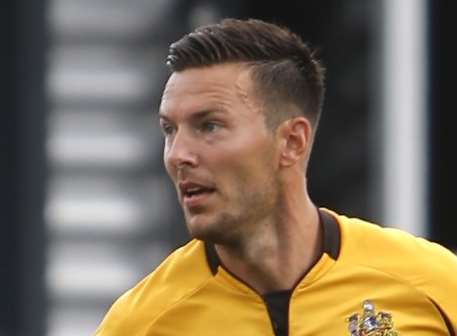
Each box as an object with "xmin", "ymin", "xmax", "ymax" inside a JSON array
[
  {"xmin": 412, "ymin": 237, "xmax": 457, "ymax": 331},
  {"xmin": 94, "ymin": 289, "xmax": 134, "ymax": 335}
]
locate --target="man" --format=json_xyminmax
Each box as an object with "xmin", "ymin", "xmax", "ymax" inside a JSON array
[{"xmin": 95, "ymin": 18, "xmax": 457, "ymax": 335}]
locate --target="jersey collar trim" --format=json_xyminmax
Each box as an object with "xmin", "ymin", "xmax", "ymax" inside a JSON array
[{"xmin": 319, "ymin": 208, "xmax": 341, "ymax": 260}]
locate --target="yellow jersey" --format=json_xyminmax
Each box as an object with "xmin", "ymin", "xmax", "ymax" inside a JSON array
[{"xmin": 95, "ymin": 209, "xmax": 457, "ymax": 335}]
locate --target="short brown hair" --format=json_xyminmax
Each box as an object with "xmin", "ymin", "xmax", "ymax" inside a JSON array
[{"xmin": 166, "ymin": 18, "xmax": 325, "ymax": 129}]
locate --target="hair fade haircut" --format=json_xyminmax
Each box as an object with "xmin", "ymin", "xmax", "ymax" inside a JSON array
[{"xmin": 166, "ymin": 18, "xmax": 326, "ymax": 129}]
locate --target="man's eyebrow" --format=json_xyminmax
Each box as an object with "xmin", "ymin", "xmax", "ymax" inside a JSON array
[
  {"xmin": 158, "ymin": 113, "xmax": 170, "ymax": 122},
  {"xmin": 190, "ymin": 109, "xmax": 226, "ymax": 120},
  {"xmin": 159, "ymin": 109, "xmax": 226, "ymax": 122}
]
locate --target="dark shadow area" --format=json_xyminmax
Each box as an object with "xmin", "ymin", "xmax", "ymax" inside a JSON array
[
  {"xmin": 1, "ymin": 0, "xmax": 47, "ymax": 335},
  {"xmin": 429, "ymin": 1, "xmax": 456, "ymax": 250}
]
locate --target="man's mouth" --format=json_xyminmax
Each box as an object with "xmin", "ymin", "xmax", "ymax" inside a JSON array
[{"xmin": 179, "ymin": 181, "xmax": 216, "ymax": 203}]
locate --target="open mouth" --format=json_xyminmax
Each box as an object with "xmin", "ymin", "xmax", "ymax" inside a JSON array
[
  {"xmin": 184, "ymin": 186, "xmax": 213, "ymax": 198},
  {"xmin": 180, "ymin": 182, "xmax": 216, "ymax": 201}
]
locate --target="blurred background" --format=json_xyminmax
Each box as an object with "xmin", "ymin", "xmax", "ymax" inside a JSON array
[{"xmin": 2, "ymin": 0, "xmax": 455, "ymax": 335}]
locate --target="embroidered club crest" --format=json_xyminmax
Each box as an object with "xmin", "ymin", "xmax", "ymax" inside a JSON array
[{"xmin": 346, "ymin": 300, "xmax": 398, "ymax": 336}]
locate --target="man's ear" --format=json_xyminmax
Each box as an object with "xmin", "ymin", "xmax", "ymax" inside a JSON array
[{"xmin": 277, "ymin": 117, "xmax": 312, "ymax": 168}]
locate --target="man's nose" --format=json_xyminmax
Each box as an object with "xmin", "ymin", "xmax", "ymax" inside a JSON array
[{"xmin": 165, "ymin": 129, "xmax": 198, "ymax": 170}]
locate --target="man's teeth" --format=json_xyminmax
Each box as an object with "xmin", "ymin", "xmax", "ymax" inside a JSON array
[{"xmin": 186, "ymin": 187, "xmax": 205, "ymax": 196}]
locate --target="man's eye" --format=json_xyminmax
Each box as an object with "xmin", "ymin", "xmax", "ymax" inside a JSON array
[
  {"xmin": 160, "ymin": 123, "xmax": 175, "ymax": 136},
  {"xmin": 201, "ymin": 121, "xmax": 220, "ymax": 133}
]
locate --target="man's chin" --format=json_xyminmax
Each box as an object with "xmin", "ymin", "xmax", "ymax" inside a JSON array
[
  {"xmin": 187, "ymin": 224, "xmax": 218, "ymax": 242},
  {"xmin": 185, "ymin": 209, "xmax": 242, "ymax": 244},
  {"xmin": 187, "ymin": 220, "xmax": 233, "ymax": 245}
]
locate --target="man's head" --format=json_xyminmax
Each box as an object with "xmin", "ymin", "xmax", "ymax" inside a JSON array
[
  {"xmin": 159, "ymin": 18, "xmax": 325, "ymax": 244},
  {"xmin": 167, "ymin": 18, "xmax": 325, "ymax": 131}
]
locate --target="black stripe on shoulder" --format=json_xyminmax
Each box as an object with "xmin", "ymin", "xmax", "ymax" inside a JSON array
[
  {"xmin": 318, "ymin": 209, "xmax": 341, "ymax": 260},
  {"xmin": 204, "ymin": 241, "xmax": 219, "ymax": 275},
  {"xmin": 430, "ymin": 298, "xmax": 456, "ymax": 336}
]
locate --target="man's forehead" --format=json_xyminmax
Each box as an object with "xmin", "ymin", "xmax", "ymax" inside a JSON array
[
  {"xmin": 160, "ymin": 64, "xmax": 255, "ymax": 113},
  {"xmin": 164, "ymin": 64, "xmax": 252, "ymax": 93}
]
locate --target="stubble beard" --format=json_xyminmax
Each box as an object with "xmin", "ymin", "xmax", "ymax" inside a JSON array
[{"xmin": 185, "ymin": 176, "xmax": 280, "ymax": 246}]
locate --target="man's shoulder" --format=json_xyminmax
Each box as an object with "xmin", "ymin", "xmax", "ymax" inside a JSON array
[
  {"xmin": 325, "ymin": 210, "xmax": 457, "ymax": 330},
  {"xmin": 332, "ymin": 210, "xmax": 457, "ymax": 287},
  {"xmin": 131, "ymin": 238, "xmax": 213, "ymax": 299},
  {"xmin": 95, "ymin": 239, "xmax": 212, "ymax": 335}
]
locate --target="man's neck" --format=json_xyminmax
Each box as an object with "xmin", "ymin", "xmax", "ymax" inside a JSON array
[{"xmin": 214, "ymin": 197, "xmax": 321, "ymax": 294}]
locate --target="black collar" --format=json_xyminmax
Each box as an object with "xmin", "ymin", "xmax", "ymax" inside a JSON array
[{"xmin": 319, "ymin": 208, "xmax": 341, "ymax": 260}]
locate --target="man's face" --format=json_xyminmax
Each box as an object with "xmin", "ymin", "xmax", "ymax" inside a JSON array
[{"xmin": 159, "ymin": 63, "xmax": 281, "ymax": 244}]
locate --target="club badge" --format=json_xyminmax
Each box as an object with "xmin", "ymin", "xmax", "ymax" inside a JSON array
[{"xmin": 347, "ymin": 300, "xmax": 398, "ymax": 336}]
